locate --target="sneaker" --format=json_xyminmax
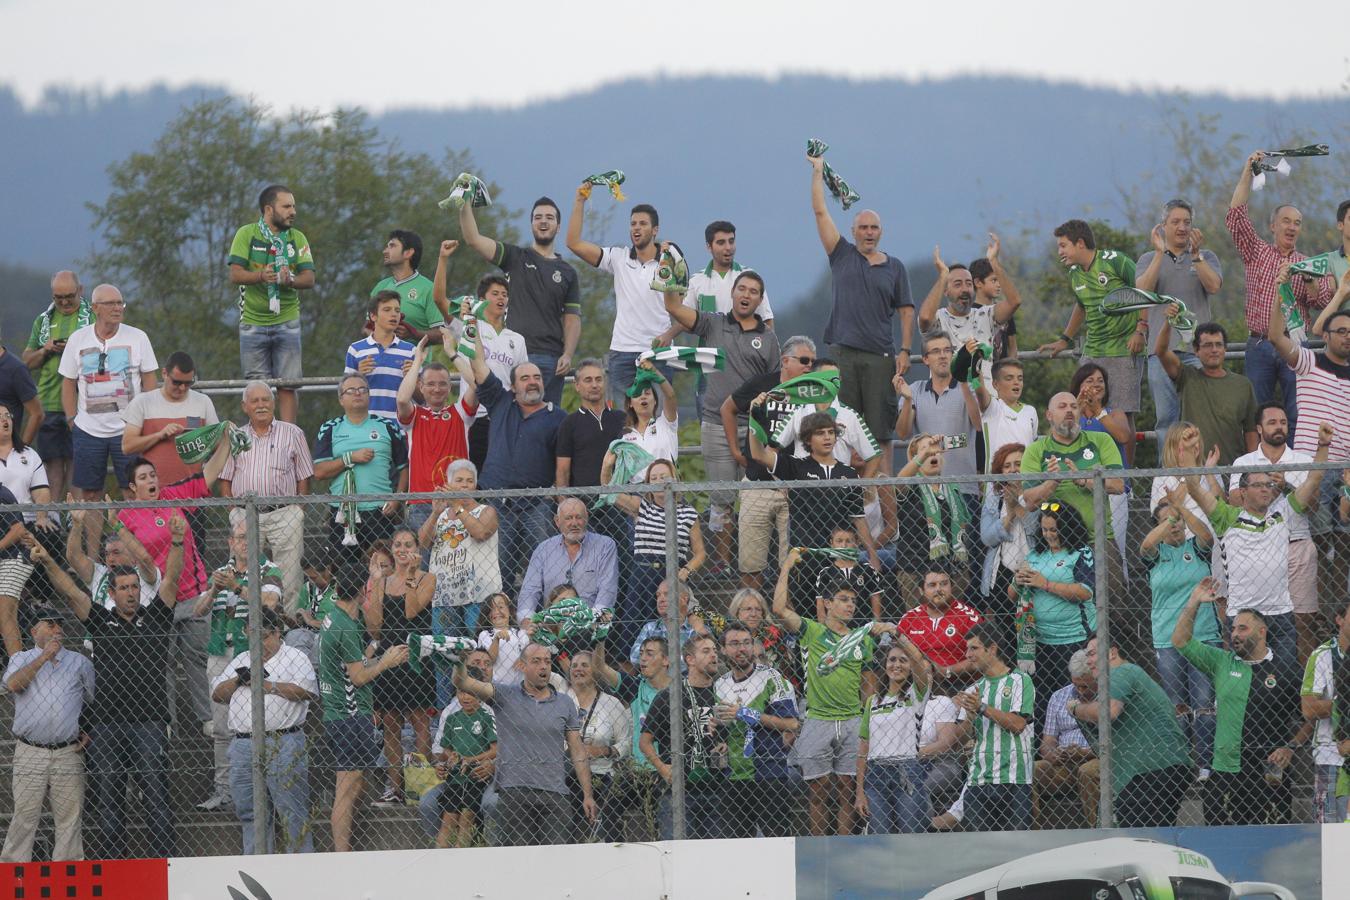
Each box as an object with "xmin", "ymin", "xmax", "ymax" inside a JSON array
[
  {"xmin": 202, "ymin": 720, "xmax": 215, "ymax": 739},
  {"xmin": 195, "ymin": 793, "xmax": 230, "ymax": 812},
  {"xmin": 371, "ymin": 787, "xmax": 405, "ymax": 807},
  {"xmin": 1196, "ymin": 767, "xmax": 1211, "ymax": 783}
]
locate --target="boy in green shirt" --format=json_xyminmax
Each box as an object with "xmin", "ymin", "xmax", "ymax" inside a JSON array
[{"xmin": 433, "ymin": 689, "xmax": 497, "ymax": 848}]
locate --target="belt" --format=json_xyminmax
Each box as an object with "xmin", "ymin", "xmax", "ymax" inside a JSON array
[
  {"xmin": 256, "ymin": 503, "xmax": 295, "ymax": 514},
  {"xmin": 233, "ymin": 724, "xmax": 303, "ymax": 740},
  {"xmin": 18, "ymin": 738, "xmax": 81, "ymax": 751}
]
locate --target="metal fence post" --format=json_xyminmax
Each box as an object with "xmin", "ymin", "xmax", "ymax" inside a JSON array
[
  {"xmin": 245, "ymin": 496, "xmax": 269, "ymax": 853},
  {"xmin": 1092, "ymin": 468, "xmax": 1114, "ymax": 829},
  {"xmin": 664, "ymin": 482, "xmax": 686, "ymax": 841}
]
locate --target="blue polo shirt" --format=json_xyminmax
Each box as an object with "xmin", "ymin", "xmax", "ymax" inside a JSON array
[
  {"xmin": 314, "ymin": 414, "xmax": 408, "ymax": 511},
  {"xmin": 344, "ymin": 336, "xmax": 415, "ymax": 421},
  {"xmin": 476, "ymin": 372, "xmax": 565, "ymax": 490}
]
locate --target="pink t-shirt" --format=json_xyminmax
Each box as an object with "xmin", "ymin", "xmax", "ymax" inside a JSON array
[{"xmin": 118, "ymin": 480, "xmax": 207, "ymax": 601}]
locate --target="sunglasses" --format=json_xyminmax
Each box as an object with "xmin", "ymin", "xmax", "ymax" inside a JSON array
[
  {"xmin": 169, "ymin": 375, "xmax": 197, "ymax": 387},
  {"xmin": 1039, "ymin": 502, "xmax": 1063, "ymax": 512},
  {"xmin": 786, "ymin": 355, "xmax": 815, "ymax": 366}
]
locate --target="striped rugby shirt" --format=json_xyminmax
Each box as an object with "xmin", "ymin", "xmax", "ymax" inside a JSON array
[
  {"xmin": 1291, "ymin": 346, "xmax": 1350, "ymax": 462},
  {"xmin": 960, "ymin": 669, "xmax": 1034, "ymax": 786}
]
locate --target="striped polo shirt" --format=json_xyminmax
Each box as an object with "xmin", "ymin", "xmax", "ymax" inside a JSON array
[
  {"xmin": 344, "ymin": 335, "xmax": 416, "ymax": 421},
  {"xmin": 960, "ymin": 669, "xmax": 1034, "ymax": 786}
]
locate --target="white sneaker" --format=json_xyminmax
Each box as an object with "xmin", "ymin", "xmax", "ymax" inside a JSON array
[
  {"xmin": 1197, "ymin": 767, "xmax": 1211, "ymax": 783},
  {"xmin": 202, "ymin": 720, "xmax": 215, "ymax": 739},
  {"xmin": 196, "ymin": 793, "xmax": 230, "ymax": 812}
]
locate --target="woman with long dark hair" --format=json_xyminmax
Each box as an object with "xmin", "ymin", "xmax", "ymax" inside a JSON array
[{"xmin": 854, "ymin": 636, "xmax": 932, "ymax": 834}]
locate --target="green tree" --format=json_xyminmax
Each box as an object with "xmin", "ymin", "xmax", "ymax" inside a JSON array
[{"xmin": 88, "ymin": 97, "xmax": 518, "ymax": 435}]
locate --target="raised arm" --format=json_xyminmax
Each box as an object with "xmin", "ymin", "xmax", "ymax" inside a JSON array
[
  {"xmin": 29, "ymin": 542, "xmax": 91, "ymax": 621},
  {"xmin": 771, "ymin": 547, "xmax": 804, "ymax": 633},
  {"xmin": 65, "ymin": 504, "xmax": 97, "ymax": 584},
  {"xmin": 1154, "ymin": 309, "xmax": 1182, "ymax": 381},
  {"xmin": 662, "ymin": 289, "xmax": 698, "ymax": 332},
  {"xmin": 917, "ymin": 246, "xmax": 948, "ymax": 334},
  {"xmin": 157, "ymin": 516, "xmax": 187, "ymax": 608},
  {"xmin": 450, "ymin": 655, "xmax": 495, "ymax": 702},
  {"xmin": 1294, "ymin": 423, "xmax": 1334, "ymax": 507},
  {"xmin": 566, "ymin": 186, "xmax": 604, "ymax": 268},
  {"xmin": 1230, "ymin": 151, "xmax": 1260, "ymax": 210},
  {"xmin": 808, "ymin": 154, "xmax": 841, "ymax": 254},
  {"xmin": 1171, "ymin": 577, "xmax": 1216, "ymax": 649},
  {"xmin": 1267, "ymin": 268, "xmax": 1299, "ymax": 364},
  {"xmin": 396, "ymin": 334, "xmax": 430, "ymax": 422},
  {"xmin": 457, "ymin": 202, "xmax": 497, "ymax": 261},
  {"xmin": 987, "ymin": 236, "xmax": 1022, "ymax": 325},
  {"xmin": 746, "ymin": 393, "xmax": 778, "ymax": 470},
  {"xmin": 431, "ymin": 240, "xmax": 460, "ymax": 321}
]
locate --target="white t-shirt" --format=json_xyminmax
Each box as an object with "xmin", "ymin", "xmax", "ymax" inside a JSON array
[
  {"xmin": 933, "ymin": 304, "xmax": 997, "ymax": 349},
  {"xmin": 1303, "ymin": 641, "xmax": 1344, "ymax": 767},
  {"xmin": 428, "ymin": 504, "xmax": 501, "ymax": 608},
  {"xmin": 1227, "ymin": 446, "xmax": 1312, "ymax": 540},
  {"xmin": 89, "ymin": 560, "xmax": 160, "ymax": 610},
  {"xmin": 598, "ymin": 247, "xmax": 668, "ymax": 352},
  {"xmin": 682, "ymin": 262, "xmax": 774, "ymax": 321},
  {"xmin": 476, "ymin": 626, "xmax": 530, "ymax": 685},
  {"xmin": 58, "ymin": 323, "xmax": 158, "ymax": 438},
  {"xmin": 1148, "ymin": 475, "xmax": 1216, "ymax": 540},
  {"xmin": 212, "ymin": 644, "xmax": 316, "ymax": 733},
  {"xmin": 919, "ymin": 694, "xmax": 961, "ymax": 753},
  {"xmin": 772, "ymin": 401, "xmax": 881, "ymax": 467},
  {"xmin": 621, "ymin": 415, "xmax": 679, "ymax": 481},
  {"xmin": 450, "ymin": 318, "xmax": 528, "ymax": 419},
  {"xmin": 980, "ymin": 397, "xmax": 1038, "ymax": 472},
  {"xmin": 0, "ymin": 447, "xmax": 48, "ymax": 522}
]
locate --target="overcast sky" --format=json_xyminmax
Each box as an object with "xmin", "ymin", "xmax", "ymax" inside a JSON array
[{"xmin": 2, "ymin": 0, "xmax": 1344, "ymax": 111}]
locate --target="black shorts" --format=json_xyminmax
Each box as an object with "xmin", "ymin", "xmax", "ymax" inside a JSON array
[
  {"xmin": 37, "ymin": 413, "xmax": 73, "ymax": 461},
  {"xmin": 438, "ymin": 778, "xmax": 487, "ymax": 815}
]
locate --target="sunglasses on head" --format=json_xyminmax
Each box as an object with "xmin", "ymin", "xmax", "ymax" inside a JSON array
[{"xmin": 1039, "ymin": 502, "xmax": 1062, "ymax": 512}]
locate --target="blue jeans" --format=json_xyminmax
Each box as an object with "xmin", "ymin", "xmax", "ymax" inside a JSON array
[
  {"xmin": 1155, "ymin": 644, "xmax": 1216, "ymax": 767},
  {"xmin": 239, "ymin": 319, "xmax": 303, "ymax": 382},
  {"xmin": 605, "ymin": 351, "xmax": 674, "ymax": 406},
  {"xmin": 88, "ymin": 722, "xmax": 176, "ymax": 858},
  {"xmin": 529, "ymin": 352, "xmax": 565, "ymax": 405},
  {"xmin": 1148, "ymin": 351, "xmax": 1201, "ymax": 446},
  {"xmin": 418, "ymin": 779, "xmax": 499, "ymax": 839},
  {"xmin": 228, "ymin": 731, "xmax": 312, "ymax": 853},
  {"xmin": 496, "ymin": 496, "xmax": 555, "ymax": 589},
  {"xmin": 1244, "ymin": 336, "xmax": 1298, "ymax": 429},
  {"xmin": 1316, "ymin": 764, "xmax": 1349, "ymax": 823},
  {"xmin": 658, "ymin": 781, "xmax": 726, "ymax": 839},
  {"xmin": 1263, "ymin": 611, "xmax": 1298, "ymax": 672},
  {"xmin": 963, "ymin": 782, "xmax": 1032, "ymax": 832},
  {"xmin": 71, "ymin": 425, "xmax": 132, "ymax": 491},
  {"xmin": 863, "ymin": 758, "xmax": 929, "ymax": 834}
]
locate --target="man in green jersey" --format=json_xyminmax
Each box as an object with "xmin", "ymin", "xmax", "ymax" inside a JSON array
[
  {"xmin": 227, "ymin": 184, "xmax": 316, "ymax": 424},
  {"xmin": 23, "ymin": 270, "xmax": 88, "ymax": 501},
  {"xmin": 773, "ymin": 548, "xmax": 895, "ymax": 836},
  {"xmin": 1040, "ymin": 219, "xmax": 1145, "ymax": 439},
  {"xmin": 1300, "ymin": 598, "xmax": 1349, "ymax": 822},
  {"xmin": 317, "ymin": 565, "xmax": 409, "ymax": 851},
  {"xmin": 1172, "ymin": 577, "xmax": 1305, "ymax": 825},
  {"xmin": 593, "ymin": 634, "xmax": 670, "ymax": 841},
  {"xmin": 953, "ymin": 622, "xmax": 1034, "ymax": 831},
  {"xmin": 370, "ymin": 229, "xmax": 443, "ymax": 344},
  {"xmin": 1072, "ymin": 636, "xmax": 1193, "ymax": 827}
]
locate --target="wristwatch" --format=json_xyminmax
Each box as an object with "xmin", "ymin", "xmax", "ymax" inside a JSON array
[{"xmin": 977, "ymin": 701, "xmax": 989, "ymax": 717}]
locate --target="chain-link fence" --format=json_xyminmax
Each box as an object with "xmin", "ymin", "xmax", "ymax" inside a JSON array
[{"xmin": 2, "ymin": 459, "xmax": 1348, "ymax": 860}]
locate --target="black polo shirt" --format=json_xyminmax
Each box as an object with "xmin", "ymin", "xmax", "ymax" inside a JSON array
[
  {"xmin": 85, "ymin": 597, "xmax": 175, "ymax": 725},
  {"xmin": 731, "ymin": 370, "xmax": 797, "ymax": 481},
  {"xmin": 557, "ymin": 406, "xmax": 627, "ymax": 487},
  {"xmin": 770, "ymin": 453, "xmax": 864, "ymax": 548}
]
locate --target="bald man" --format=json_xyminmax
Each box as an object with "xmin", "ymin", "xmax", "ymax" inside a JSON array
[
  {"xmin": 514, "ymin": 498, "xmax": 618, "ymax": 621},
  {"xmin": 24, "ymin": 271, "xmax": 88, "ymax": 500},
  {"xmin": 808, "ymin": 155, "xmax": 914, "ymax": 446},
  {"xmin": 57, "ymin": 284, "xmax": 158, "ymax": 499}
]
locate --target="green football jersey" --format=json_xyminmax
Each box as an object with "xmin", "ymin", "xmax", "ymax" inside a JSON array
[
  {"xmin": 1020, "ymin": 430, "xmax": 1124, "ymax": 536},
  {"xmin": 965, "ymin": 670, "xmax": 1034, "ymax": 786},
  {"xmin": 204, "ymin": 557, "xmax": 283, "ymax": 657},
  {"xmin": 1068, "ymin": 248, "xmax": 1137, "ymax": 357},
  {"xmin": 439, "ymin": 708, "xmax": 497, "ymax": 785},
  {"xmin": 26, "ymin": 306, "xmax": 87, "ymax": 411},
  {"xmin": 228, "ymin": 222, "xmax": 315, "ymax": 326},
  {"xmin": 371, "ymin": 273, "xmax": 443, "ymax": 332},
  {"xmin": 799, "ymin": 620, "xmax": 874, "ymax": 721},
  {"xmin": 714, "ymin": 664, "xmax": 796, "ymax": 781},
  {"xmin": 318, "ymin": 603, "xmax": 372, "ymax": 721}
]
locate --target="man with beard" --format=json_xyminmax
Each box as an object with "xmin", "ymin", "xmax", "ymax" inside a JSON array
[
  {"xmin": 897, "ymin": 565, "xmax": 983, "ymax": 687},
  {"xmin": 228, "ymin": 184, "xmax": 316, "ymax": 424},
  {"xmin": 370, "ymin": 229, "xmax": 442, "ymax": 347},
  {"xmin": 465, "ymin": 324, "xmax": 565, "ymax": 589},
  {"xmin": 568, "ymin": 195, "xmax": 674, "ymax": 401},
  {"xmin": 1183, "ymin": 423, "xmax": 1332, "ymax": 672},
  {"xmin": 1155, "ymin": 318, "xmax": 1258, "ymax": 465},
  {"xmin": 459, "ymin": 198, "xmax": 580, "ymax": 404},
  {"xmin": 917, "ymin": 245, "xmax": 1020, "ymax": 355},
  {"xmin": 714, "ymin": 623, "xmax": 800, "ymax": 838},
  {"xmin": 808, "ymin": 155, "xmax": 914, "ymax": 446},
  {"xmin": 1173, "ymin": 577, "xmax": 1305, "ymax": 825},
  {"xmin": 1229, "ymin": 403, "xmax": 1317, "ymax": 663}
]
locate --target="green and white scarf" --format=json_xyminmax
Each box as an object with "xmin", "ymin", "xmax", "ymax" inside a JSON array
[
  {"xmin": 531, "ymin": 596, "xmax": 610, "ymax": 645},
  {"xmin": 1251, "ymin": 143, "xmax": 1330, "ymax": 191},
  {"xmin": 175, "ymin": 421, "xmax": 252, "ymax": 466},
  {"xmin": 36, "ymin": 297, "xmax": 92, "ymax": 345},
  {"xmin": 639, "ymin": 346, "xmax": 725, "ymax": 372},
  {"xmin": 1103, "ymin": 287, "xmax": 1200, "ymax": 344},
  {"xmin": 593, "ymin": 440, "xmax": 654, "ymax": 509},
  {"xmin": 255, "ymin": 216, "xmax": 290, "ymax": 315},
  {"xmin": 457, "ymin": 317, "xmax": 480, "ymax": 360},
  {"xmin": 438, "ymin": 172, "xmax": 491, "ymax": 210},
  {"xmin": 1013, "ymin": 589, "xmax": 1037, "ymax": 673},
  {"xmin": 650, "ymin": 243, "xmax": 689, "ymax": 293},
  {"xmin": 750, "ymin": 370, "xmax": 842, "ymax": 444},
  {"xmin": 795, "ymin": 546, "xmax": 860, "ymax": 563},
  {"xmin": 406, "ymin": 634, "xmax": 478, "ymax": 674},
  {"xmin": 1290, "ymin": 252, "xmax": 1334, "ymax": 279},
  {"xmin": 579, "ymin": 170, "xmax": 626, "ymax": 202},
  {"xmin": 1277, "ymin": 253, "xmax": 1332, "ymax": 345},
  {"xmin": 918, "ymin": 482, "xmax": 970, "ymax": 563},
  {"xmin": 806, "ymin": 138, "xmax": 861, "ymax": 210},
  {"xmin": 952, "ymin": 342, "xmax": 995, "ymax": 391},
  {"xmin": 333, "ymin": 467, "xmax": 361, "ymax": 547},
  {"xmin": 816, "ymin": 624, "xmax": 873, "ymax": 675},
  {"xmin": 625, "ymin": 365, "xmax": 666, "ymax": 399}
]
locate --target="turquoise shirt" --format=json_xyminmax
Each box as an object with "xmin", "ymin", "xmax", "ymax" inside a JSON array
[{"xmin": 1025, "ymin": 547, "xmax": 1096, "ymax": 645}]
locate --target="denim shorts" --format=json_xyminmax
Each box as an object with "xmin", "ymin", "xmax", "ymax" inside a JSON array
[
  {"xmin": 36, "ymin": 412, "xmax": 73, "ymax": 461},
  {"xmin": 71, "ymin": 425, "xmax": 132, "ymax": 490},
  {"xmin": 240, "ymin": 318, "xmax": 303, "ymax": 382},
  {"xmin": 324, "ymin": 715, "xmax": 380, "ymax": 771}
]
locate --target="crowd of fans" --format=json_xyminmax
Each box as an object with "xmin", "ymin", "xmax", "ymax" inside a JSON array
[{"xmin": 0, "ymin": 150, "xmax": 1349, "ymax": 862}]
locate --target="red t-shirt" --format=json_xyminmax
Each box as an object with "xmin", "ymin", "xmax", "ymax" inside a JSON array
[
  {"xmin": 399, "ymin": 398, "xmax": 477, "ymax": 500},
  {"xmin": 118, "ymin": 480, "xmax": 207, "ymax": 602},
  {"xmin": 897, "ymin": 601, "xmax": 983, "ymax": 667}
]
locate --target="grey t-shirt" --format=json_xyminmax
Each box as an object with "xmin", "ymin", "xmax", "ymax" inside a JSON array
[
  {"xmin": 691, "ymin": 311, "xmax": 779, "ymax": 425},
  {"xmin": 1136, "ymin": 249, "xmax": 1222, "ymax": 352},
  {"xmin": 823, "ymin": 237, "xmax": 913, "ymax": 356},
  {"xmin": 907, "ymin": 378, "xmax": 977, "ymax": 493},
  {"xmin": 488, "ymin": 681, "xmax": 580, "ymax": 794}
]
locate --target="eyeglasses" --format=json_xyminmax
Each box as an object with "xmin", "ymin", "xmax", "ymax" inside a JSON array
[
  {"xmin": 93, "ymin": 299, "xmax": 125, "ymax": 308},
  {"xmin": 1327, "ymin": 328, "xmax": 1350, "ymax": 337},
  {"xmin": 1039, "ymin": 502, "xmax": 1062, "ymax": 512},
  {"xmin": 925, "ymin": 347, "xmax": 954, "ymax": 356},
  {"xmin": 787, "ymin": 355, "xmax": 815, "ymax": 366},
  {"xmin": 340, "ymin": 386, "xmax": 370, "ymax": 396}
]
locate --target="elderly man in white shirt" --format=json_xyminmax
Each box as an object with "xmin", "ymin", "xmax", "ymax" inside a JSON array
[{"xmin": 210, "ymin": 608, "xmax": 318, "ymax": 854}]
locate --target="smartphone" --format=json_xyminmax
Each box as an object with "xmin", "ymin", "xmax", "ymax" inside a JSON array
[{"xmin": 940, "ymin": 434, "xmax": 968, "ymax": 451}]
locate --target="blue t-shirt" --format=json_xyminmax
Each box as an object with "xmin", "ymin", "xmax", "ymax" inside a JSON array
[
  {"xmin": 344, "ymin": 336, "xmax": 415, "ymax": 421},
  {"xmin": 1025, "ymin": 547, "xmax": 1096, "ymax": 645},
  {"xmin": 476, "ymin": 372, "xmax": 565, "ymax": 490},
  {"xmin": 313, "ymin": 414, "xmax": 408, "ymax": 511}
]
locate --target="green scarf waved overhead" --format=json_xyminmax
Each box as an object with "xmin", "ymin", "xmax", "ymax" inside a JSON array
[
  {"xmin": 625, "ymin": 366, "xmax": 666, "ymax": 398},
  {"xmin": 37, "ymin": 297, "xmax": 92, "ymax": 345},
  {"xmin": 579, "ymin": 170, "xmax": 626, "ymax": 202},
  {"xmin": 650, "ymin": 243, "xmax": 689, "ymax": 293},
  {"xmin": 816, "ymin": 624, "xmax": 873, "ymax": 675},
  {"xmin": 639, "ymin": 346, "xmax": 725, "ymax": 372},
  {"xmin": 175, "ymin": 421, "xmax": 252, "ymax": 466},
  {"xmin": 918, "ymin": 482, "xmax": 970, "ymax": 563},
  {"xmin": 806, "ymin": 138, "xmax": 861, "ymax": 210},
  {"xmin": 254, "ymin": 216, "xmax": 290, "ymax": 315},
  {"xmin": 593, "ymin": 440, "xmax": 655, "ymax": 510},
  {"xmin": 406, "ymin": 634, "xmax": 478, "ymax": 674},
  {"xmin": 438, "ymin": 172, "xmax": 492, "ymax": 210},
  {"xmin": 1250, "ymin": 143, "xmax": 1330, "ymax": 190},
  {"xmin": 749, "ymin": 370, "xmax": 842, "ymax": 444},
  {"xmin": 531, "ymin": 597, "xmax": 611, "ymax": 646}
]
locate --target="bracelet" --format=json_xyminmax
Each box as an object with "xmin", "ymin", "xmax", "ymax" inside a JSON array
[{"xmin": 1058, "ymin": 333, "xmax": 1072, "ymax": 344}]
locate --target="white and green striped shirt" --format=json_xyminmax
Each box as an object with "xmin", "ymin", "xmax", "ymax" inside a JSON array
[
  {"xmin": 961, "ymin": 670, "xmax": 1034, "ymax": 785},
  {"xmin": 1301, "ymin": 638, "xmax": 1344, "ymax": 767}
]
